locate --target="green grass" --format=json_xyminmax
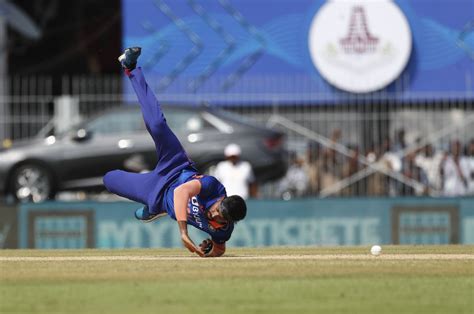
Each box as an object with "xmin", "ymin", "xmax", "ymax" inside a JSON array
[{"xmin": 0, "ymin": 246, "xmax": 473, "ymax": 314}]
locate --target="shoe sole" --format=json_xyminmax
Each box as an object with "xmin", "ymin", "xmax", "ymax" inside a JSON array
[
  {"xmin": 118, "ymin": 53, "xmax": 125, "ymax": 63},
  {"xmin": 142, "ymin": 212, "xmax": 168, "ymax": 223}
]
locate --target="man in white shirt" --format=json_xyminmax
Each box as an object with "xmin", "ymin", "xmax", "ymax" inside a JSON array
[
  {"xmin": 442, "ymin": 140, "xmax": 470, "ymax": 197},
  {"xmin": 213, "ymin": 144, "xmax": 257, "ymax": 200},
  {"xmin": 466, "ymin": 140, "xmax": 474, "ymax": 195},
  {"xmin": 414, "ymin": 144, "xmax": 444, "ymax": 192}
]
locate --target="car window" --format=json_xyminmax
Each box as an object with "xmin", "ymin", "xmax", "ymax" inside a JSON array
[
  {"xmin": 163, "ymin": 109, "xmax": 208, "ymax": 132},
  {"xmin": 86, "ymin": 110, "xmax": 145, "ymax": 135}
]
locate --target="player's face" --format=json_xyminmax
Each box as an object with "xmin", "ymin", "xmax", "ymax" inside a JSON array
[{"xmin": 207, "ymin": 198, "xmax": 227, "ymax": 224}]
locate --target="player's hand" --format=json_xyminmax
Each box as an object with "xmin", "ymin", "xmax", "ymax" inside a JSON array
[
  {"xmin": 199, "ymin": 238, "xmax": 213, "ymax": 255},
  {"xmin": 199, "ymin": 239, "xmax": 226, "ymax": 258},
  {"xmin": 181, "ymin": 233, "xmax": 204, "ymax": 257}
]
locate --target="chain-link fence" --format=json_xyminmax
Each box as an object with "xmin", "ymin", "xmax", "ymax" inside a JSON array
[{"xmin": 1, "ymin": 74, "xmax": 473, "ymax": 199}]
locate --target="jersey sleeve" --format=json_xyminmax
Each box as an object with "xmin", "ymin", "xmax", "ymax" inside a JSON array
[
  {"xmin": 199, "ymin": 175, "xmax": 226, "ymax": 200},
  {"xmin": 210, "ymin": 223, "xmax": 234, "ymax": 244},
  {"xmin": 212, "ymin": 233, "xmax": 230, "ymax": 244}
]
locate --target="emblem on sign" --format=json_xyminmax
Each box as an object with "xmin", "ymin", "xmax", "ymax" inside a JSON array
[{"xmin": 308, "ymin": 0, "xmax": 412, "ymax": 93}]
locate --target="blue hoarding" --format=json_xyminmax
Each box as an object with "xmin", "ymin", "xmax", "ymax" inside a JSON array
[
  {"xmin": 122, "ymin": 0, "xmax": 474, "ymax": 104},
  {"xmin": 18, "ymin": 198, "xmax": 474, "ymax": 249}
]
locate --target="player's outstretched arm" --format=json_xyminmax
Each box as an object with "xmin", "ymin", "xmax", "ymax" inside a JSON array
[{"xmin": 174, "ymin": 180, "xmax": 204, "ymax": 257}]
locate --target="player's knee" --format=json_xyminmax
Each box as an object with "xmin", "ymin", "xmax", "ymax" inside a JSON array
[{"xmin": 103, "ymin": 170, "xmax": 121, "ymax": 192}]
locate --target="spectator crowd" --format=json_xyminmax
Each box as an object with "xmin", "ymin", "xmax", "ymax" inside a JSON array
[{"xmin": 276, "ymin": 129, "xmax": 474, "ymax": 198}]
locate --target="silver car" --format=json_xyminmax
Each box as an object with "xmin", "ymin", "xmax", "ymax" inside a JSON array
[{"xmin": 0, "ymin": 105, "xmax": 287, "ymax": 202}]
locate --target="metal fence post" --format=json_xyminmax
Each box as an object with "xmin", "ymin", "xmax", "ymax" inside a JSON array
[
  {"xmin": 0, "ymin": 18, "xmax": 8, "ymax": 145},
  {"xmin": 54, "ymin": 95, "xmax": 80, "ymax": 134}
]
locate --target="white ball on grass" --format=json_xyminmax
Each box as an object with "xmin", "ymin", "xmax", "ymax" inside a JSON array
[{"xmin": 370, "ymin": 245, "xmax": 382, "ymax": 256}]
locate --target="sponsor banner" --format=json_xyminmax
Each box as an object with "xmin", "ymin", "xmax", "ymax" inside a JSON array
[
  {"xmin": 391, "ymin": 206, "xmax": 459, "ymax": 244},
  {"xmin": 26, "ymin": 211, "xmax": 94, "ymax": 249},
  {"xmin": 19, "ymin": 198, "xmax": 474, "ymax": 248},
  {"xmin": 0, "ymin": 204, "xmax": 18, "ymax": 249},
  {"xmin": 123, "ymin": 0, "xmax": 474, "ymax": 104},
  {"xmin": 17, "ymin": 206, "xmax": 94, "ymax": 249}
]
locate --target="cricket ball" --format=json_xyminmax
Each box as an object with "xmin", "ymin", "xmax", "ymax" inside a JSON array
[{"xmin": 370, "ymin": 245, "xmax": 382, "ymax": 256}]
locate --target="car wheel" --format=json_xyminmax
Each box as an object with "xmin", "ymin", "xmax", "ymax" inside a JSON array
[{"xmin": 10, "ymin": 164, "xmax": 55, "ymax": 203}]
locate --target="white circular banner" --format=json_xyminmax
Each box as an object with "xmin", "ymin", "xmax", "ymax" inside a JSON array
[{"xmin": 308, "ymin": 0, "xmax": 412, "ymax": 93}]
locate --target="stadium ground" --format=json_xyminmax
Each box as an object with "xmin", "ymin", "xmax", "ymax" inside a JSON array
[{"xmin": 1, "ymin": 246, "xmax": 473, "ymax": 314}]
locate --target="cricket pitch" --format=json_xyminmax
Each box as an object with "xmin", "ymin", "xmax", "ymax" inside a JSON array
[{"xmin": 1, "ymin": 246, "xmax": 473, "ymax": 314}]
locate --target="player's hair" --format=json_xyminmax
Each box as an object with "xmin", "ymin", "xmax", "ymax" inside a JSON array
[{"xmin": 220, "ymin": 195, "xmax": 247, "ymax": 222}]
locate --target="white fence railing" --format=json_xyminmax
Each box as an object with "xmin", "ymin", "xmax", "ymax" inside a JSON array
[{"xmin": 0, "ymin": 75, "xmax": 473, "ymax": 199}]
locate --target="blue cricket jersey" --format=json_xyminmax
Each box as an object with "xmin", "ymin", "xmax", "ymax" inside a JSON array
[{"xmin": 162, "ymin": 169, "xmax": 234, "ymax": 244}]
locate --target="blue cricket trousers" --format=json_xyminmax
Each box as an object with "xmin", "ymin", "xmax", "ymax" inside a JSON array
[{"xmin": 103, "ymin": 68, "xmax": 193, "ymax": 214}]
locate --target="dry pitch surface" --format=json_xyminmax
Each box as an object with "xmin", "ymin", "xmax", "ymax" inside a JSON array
[{"xmin": 0, "ymin": 246, "xmax": 473, "ymax": 314}]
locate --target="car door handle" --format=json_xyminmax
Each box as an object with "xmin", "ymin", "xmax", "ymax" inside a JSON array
[{"xmin": 118, "ymin": 139, "xmax": 134, "ymax": 149}]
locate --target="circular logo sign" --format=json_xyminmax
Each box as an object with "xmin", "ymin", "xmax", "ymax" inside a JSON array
[{"xmin": 308, "ymin": 0, "xmax": 412, "ymax": 93}]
